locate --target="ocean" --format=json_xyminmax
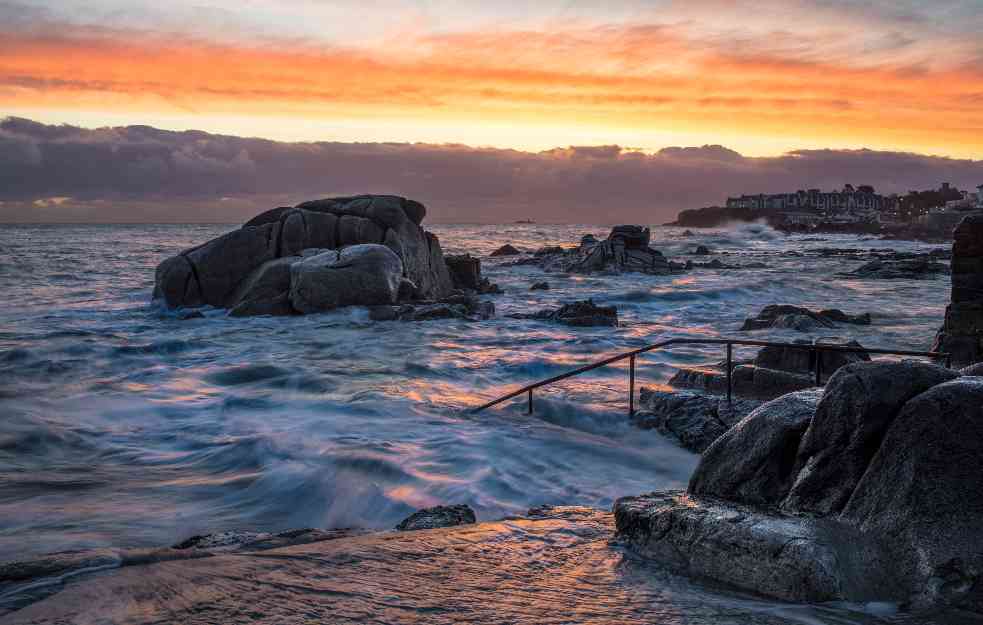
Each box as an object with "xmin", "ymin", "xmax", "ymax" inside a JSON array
[{"xmin": 0, "ymin": 222, "xmax": 950, "ymax": 623}]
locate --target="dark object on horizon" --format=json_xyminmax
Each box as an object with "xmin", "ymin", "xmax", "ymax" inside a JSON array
[
  {"xmin": 616, "ymin": 360, "xmax": 982, "ymax": 612},
  {"xmin": 153, "ymin": 195, "xmax": 454, "ymax": 316},
  {"xmin": 530, "ymin": 281, "xmax": 550, "ymax": 290},
  {"xmin": 509, "ymin": 299, "xmax": 618, "ymax": 327},
  {"xmin": 692, "ymin": 245, "xmax": 711, "ymax": 255},
  {"xmin": 395, "ymin": 505, "xmax": 477, "ymax": 531},
  {"xmin": 514, "ymin": 219, "xmax": 536, "ymax": 224},
  {"xmin": 741, "ymin": 304, "xmax": 871, "ymax": 332},
  {"xmin": 933, "ymin": 215, "xmax": 983, "ymax": 367},
  {"xmin": 490, "ymin": 244, "xmax": 521, "ymax": 257}
]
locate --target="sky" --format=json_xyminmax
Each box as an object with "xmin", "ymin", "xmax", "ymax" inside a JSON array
[{"xmin": 2, "ymin": 0, "xmax": 983, "ymax": 222}]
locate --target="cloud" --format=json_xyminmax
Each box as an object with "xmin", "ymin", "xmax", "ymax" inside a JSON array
[{"xmin": 2, "ymin": 117, "xmax": 982, "ymax": 224}]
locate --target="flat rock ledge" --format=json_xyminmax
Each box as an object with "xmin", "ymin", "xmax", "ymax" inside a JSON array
[{"xmin": 613, "ymin": 490, "xmax": 889, "ymax": 603}]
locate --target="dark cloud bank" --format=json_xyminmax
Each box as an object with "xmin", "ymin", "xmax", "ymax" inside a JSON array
[{"xmin": 2, "ymin": 117, "xmax": 982, "ymax": 224}]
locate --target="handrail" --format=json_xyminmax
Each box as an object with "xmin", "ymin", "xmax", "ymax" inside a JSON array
[{"xmin": 470, "ymin": 337, "xmax": 950, "ymax": 415}]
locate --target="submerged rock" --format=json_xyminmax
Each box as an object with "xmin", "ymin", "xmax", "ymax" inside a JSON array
[
  {"xmin": 369, "ymin": 295, "xmax": 494, "ymax": 322},
  {"xmin": 153, "ymin": 195, "xmax": 454, "ymax": 316},
  {"xmin": 841, "ymin": 258, "xmax": 950, "ymax": 280},
  {"xmin": 530, "ymin": 281, "xmax": 550, "ymax": 291},
  {"xmin": 490, "ymin": 244, "xmax": 521, "ymax": 257},
  {"xmin": 509, "ymin": 299, "xmax": 618, "ymax": 327},
  {"xmin": 395, "ymin": 505, "xmax": 477, "ymax": 531}
]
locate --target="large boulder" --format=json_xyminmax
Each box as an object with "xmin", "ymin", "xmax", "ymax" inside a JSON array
[
  {"xmin": 228, "ymin": 256, "xmax": 298, "ymax": 317},
  {"xmin": 782, "ymin": 360, "xmax": 958, "ymax": 515},
  {"xmin": 840, "ymin": 377, "xmax": 983, "ymax": 611},
  {"xmin": 153, "ymin": 195, "xmax": 453, "ymax": 314},
  {"xmin": 568, "ymin": 226, "xmax": 672, "ymax": 275},
  {"xmin": 933, "ymin": 215, "xmax": 983, "ymax": 367},
  {"xmin": 689, "ymin": 389, "xmax": 821, "ymax": 505},
  {"xmin": 616, "ymin": 360, "xmax": 982, "ymax": 612},
  {"xmin": 289, "ymin": 245, "xmax": 405, "ymax": 313},
  {"xmin": 841, "ymin": 258, "xmax": 950, "ymax": 280}
]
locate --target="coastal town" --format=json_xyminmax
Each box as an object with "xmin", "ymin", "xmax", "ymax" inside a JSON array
[{"xmin": 674, "ymin": 182, "xmax": 983, "ymax": 237}]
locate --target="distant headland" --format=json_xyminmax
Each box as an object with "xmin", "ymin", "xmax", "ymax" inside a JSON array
[{"xmin": 669, "ymin": 182, "xmax": 983, "ymax": 240}]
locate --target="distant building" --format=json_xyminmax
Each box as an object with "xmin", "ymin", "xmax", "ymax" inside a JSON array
[
  {"xmin": 978, "ymin": 184, "xmax": 983, "ymax": 208},
  {"xmin": 725, "ymin": 185, "xmax": 888, "ymax": 220}
]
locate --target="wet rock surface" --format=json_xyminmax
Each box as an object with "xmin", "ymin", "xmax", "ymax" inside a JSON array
[
  {"xmin": 508, "ymin": 299, "xmax": 618, "ymax": 327},
  {"xmin": 444, "ymin": 254, "xmax": 502, "ymax": 294},
  {"xmin": 395, "ymin": 504, "xmax": 477, "ymax": 531},
  {"xmin": 616, "ymin": 360, "xmax": 983, "ymax": 613},
  {"xmin": 153, "ymin": 195, "xmax": 454, "ymax": 315},
  {"xmin": 933, "ymin": 215, "xmax": 983, "ymax": 367},
  {"xmin": 368, "ymin": 294, "xmax": 495, "ymax": 322},
  {"xmin": 841, "ymin": 258, "xmax": 950, "ymax": 279},
  {"xmin": 633, "ymin": 389, "xmax": 760, "ymax": 452},
  {"xmin": 741, "ymin": 304, "xmax": 871, "ymax": 331}
]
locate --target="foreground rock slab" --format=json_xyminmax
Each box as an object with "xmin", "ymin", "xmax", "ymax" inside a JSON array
[{"xmin": 617, "ymin": 361, "xmax": 983, "ymax": 614}]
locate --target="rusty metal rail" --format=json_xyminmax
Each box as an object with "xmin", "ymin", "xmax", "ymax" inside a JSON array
[{"xmin": 470, "ymin": 337, "xmax": 950, "ymax": 415}]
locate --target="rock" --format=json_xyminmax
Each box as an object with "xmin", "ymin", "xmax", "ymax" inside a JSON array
[
  {"xmin": 395, "ymin": 504, "xmax": 476, "ymax": 531},
  {"xmin": 839, "ymin": 377, "xmax": 983, "ymax": 611},
  {"xmin": 617, "ymin": 361, "xmax": 983, "ymax": 612},
  {"xmin": 692, "ymin": 245, "xmax": 711, "ymax": 255},
  {"xmin": 782, "ymin": 360, "xmax": 959, "ymax": 516},
  {"xmin": 689, "ymin": 389, "xmax": 821, "ymax": 505},
  {"xmin": 569, "ymin": 227, "xmax": 670, "ymax": 275},
  {"xmin": 153, "ymin": 196, "xmax": 453, "ymax": 314},
  {"xmin": 613, "ymin": 491, "xmax": 888, "ymax": 603},
  {"xmin": 490, "ymin": 244, "xmax": 521, "ymax": 257},
  {"xmin": 741, "ymin": 304, "xmax": 870, "ymax": 332},
  {"xmin": 444, "ymin": 254, "xmax": 482, "ymax": 290},
  {"xmin": 608, "ymin": 225, "xmax": 650, "ymax": 248},
  {"xmin": 530, "ymin": 281, "xmax": 550, "ymax": 291},
  {"xmin": 962, "ymin": 362, "xmax": 983, "ymax": 376},
  {"xmin": 509, "ymin": 299, "xmax": 618, "ymax": 327},
  {"xmin": 369, "ymin": 295, "xmax": 494, "ymax": 322},
  {"xmin": 534, "ymin": 246, "xmax": 565, "ymax": 256},
  {"xmin": 754, "ymin": 339, "xmax": 869, "ymax": 381},
  {"xmin": 841, "ymin": 258, "xmax": 950, "ymax": 280},
  {"xmin": 444, "ymin": 254, "xmax": 501, "ymax": 294},
  {"xmin": 289, "ymin": 245, "xmax": 404, "ymax": 314},
  {"xmin": 633, "ymin": 389, "xmax": 760, "ymax": 452},
  {"xmin": 681, "ymin": 229, "xmax": 695, "ymax": 236},
  {"xmin": 668, "ymin": 363, "xmax": 813, "ymax": 401},
  {"xmin": 933, "ymin": 215, "xmax": 983, "ymax": 367},
  {"xmin": 227, "ymin": 256, "xmax": 298, "ymax": 317}
]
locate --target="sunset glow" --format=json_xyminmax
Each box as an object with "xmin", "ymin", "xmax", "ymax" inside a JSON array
[{"xmin": 4, "ymin": 0, "xmax": 983, "ymax": 157}]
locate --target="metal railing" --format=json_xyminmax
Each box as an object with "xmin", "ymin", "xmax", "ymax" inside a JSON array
[{"xmin": 470, "ymin": 337, "xmax": 950, "ymax": 415}]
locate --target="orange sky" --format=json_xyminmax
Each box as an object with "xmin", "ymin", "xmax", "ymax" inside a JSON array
[{"xmin": 3, "ymin": 1, "xmax": 983, "ymax": 157}]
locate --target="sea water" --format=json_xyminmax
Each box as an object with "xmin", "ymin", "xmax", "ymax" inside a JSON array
[{"xmin": 0, "ymin": 223, "xmax": 951, "ymax": 623}]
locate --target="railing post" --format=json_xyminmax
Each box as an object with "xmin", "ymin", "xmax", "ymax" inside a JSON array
[
  {"xmin": 527, "ymin": 389, "xmax": 533, "ymax": 415},
  {"xmin": 629, "ymin": 354, "xmax": 636, "ymax": 416},
  {"xmin": 726, "ymin": 343, "xmax": 733, "ymax": 404},
  {"xmin": 815, "ymin": 347, "xmax": 822, "ymax": 386}
]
